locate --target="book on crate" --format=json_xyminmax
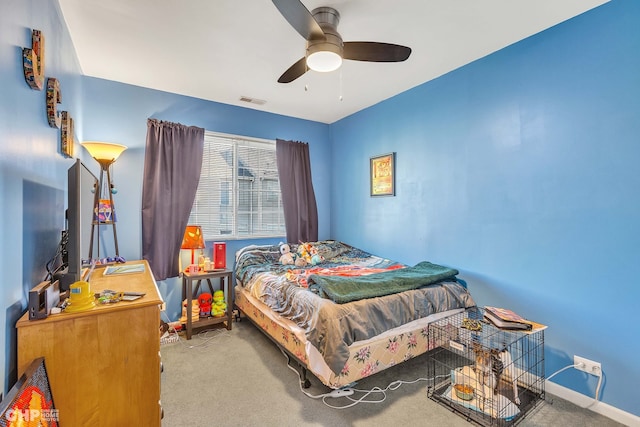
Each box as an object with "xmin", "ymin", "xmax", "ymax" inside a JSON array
[{"xmin": 484, "ymin": 306, "xmax": 533, "ymax": 330}]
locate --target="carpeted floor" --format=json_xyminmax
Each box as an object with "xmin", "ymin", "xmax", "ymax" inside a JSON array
[{"xmin": 160, "ymin": 319, "xmax": 625, "ymax": 427}]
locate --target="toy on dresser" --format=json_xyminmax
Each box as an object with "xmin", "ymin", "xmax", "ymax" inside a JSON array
[{"xmin": 211, "ymin": 290, "xmax": 227, "ymax": 317}]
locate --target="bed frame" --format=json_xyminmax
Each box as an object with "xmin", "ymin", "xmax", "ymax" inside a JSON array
[{"xmin": 235, "ymin": 285, "xmax": 463, "ymax": 389}]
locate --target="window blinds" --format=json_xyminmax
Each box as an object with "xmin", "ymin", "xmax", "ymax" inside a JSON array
[{"xmin": 188, "ymin": 132, "xmax": 285, "ymax": 239}]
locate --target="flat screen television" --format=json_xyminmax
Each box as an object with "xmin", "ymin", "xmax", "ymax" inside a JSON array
[{"xmin": 61, "ymin": 159, "xmax": 98, "ymax": 291}]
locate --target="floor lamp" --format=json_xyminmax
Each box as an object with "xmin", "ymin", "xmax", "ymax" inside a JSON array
[{"xmin": 81, "ymin": 141, "xmax": 127, "ymax": 260}]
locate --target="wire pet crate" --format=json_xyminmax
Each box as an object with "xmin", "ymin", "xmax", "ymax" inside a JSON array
[{"xmin": 427, "ymin": 307, "xmax": 545, "ymax": 426}]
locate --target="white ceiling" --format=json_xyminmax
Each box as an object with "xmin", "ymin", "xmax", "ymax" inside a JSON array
[{"xmin": 58, "ymin": 0, "xmax": 609, "ymax": 124}]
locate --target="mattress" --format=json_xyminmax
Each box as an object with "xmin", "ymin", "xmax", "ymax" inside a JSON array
[{"xmin": 234, "ymin": 240, "xmax": 476, "ymax": 388}]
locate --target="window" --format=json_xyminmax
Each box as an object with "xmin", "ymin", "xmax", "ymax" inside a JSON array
[{"xmin": 188, "ymin": 131, "xmax": 286, "ymax": 239}]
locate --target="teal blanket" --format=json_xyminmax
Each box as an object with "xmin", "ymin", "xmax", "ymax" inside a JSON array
[{"xmin": 308, "ymin": 261, "xmax": 459, "ymax": 304}]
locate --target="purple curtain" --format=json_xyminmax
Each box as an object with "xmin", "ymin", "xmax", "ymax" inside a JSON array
[
  {"xmin": 142, "ymin": 119, "xmax": 204, "ymax": 280},
  {"xmin": 276, "ymin": 139, "xmax": 318, "ymax": 243}
]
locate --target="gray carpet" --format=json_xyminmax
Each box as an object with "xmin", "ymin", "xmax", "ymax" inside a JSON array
[{"xmin": 160, "ymin": 319, "xmax": 624, "ymax": 427}]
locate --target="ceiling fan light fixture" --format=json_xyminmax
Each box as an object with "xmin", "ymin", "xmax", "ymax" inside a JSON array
[
  {"xmin": 306, "ymin": 42, "xmax": 342, "ymax": 72},
  {"xmin": 274, "ymin": 3, "xmax": 411, "ymax": 83},
  {"xmin": 307, "ymin": 51, "xmax": 342, "ymax": 72}
]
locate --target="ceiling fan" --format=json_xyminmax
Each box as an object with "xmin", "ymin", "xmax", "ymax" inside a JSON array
[{"xmin": 272, "ymin": 0, "xmax": 412, "ymax": 83}]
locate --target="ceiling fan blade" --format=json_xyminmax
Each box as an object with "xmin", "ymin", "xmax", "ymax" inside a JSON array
[
  {"xmin": 277, "ymin": 57, "xmax": 308, "ymax": 83},
  {"xmin": 343, "ymin": 42, "xmax": 412, "ymax": 62},
  {"xmin": 272, "ymin": 0, "xmax": 325, "ymax": 41}
]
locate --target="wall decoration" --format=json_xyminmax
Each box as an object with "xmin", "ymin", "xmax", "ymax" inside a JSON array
[
  {"xmin": 60, "ymin": 111, "xmax": 74, "ymax": 158},
  {"xmin": 370, "ymin": 152, "xmax": 396, "ymax": 196},
  {"xmin": 22, "ymin": 29, "xmax": 45, "ymax": 90},
  {"xmin": 19, "ymin": 29, "xmax": 74, "ymax": 159},
  {"xmin": 46, "ymin": 78, "xmax": 62, "ymax": 128}
]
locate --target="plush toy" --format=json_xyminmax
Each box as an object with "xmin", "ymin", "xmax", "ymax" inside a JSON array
[
  {"xmin": 297, "ymin": 242, "xmax": 311, "ymax": 265},
  {"xmin": 212, "ymin": 290, "xmax": 227, "ymax": 317},
  {"xmin": 198, "ymin": 292, "xmax": 213, "ymax": 317},
  {"xmin": 294, "ymin": 254, "xmax": 307, "ymax": 267},
  {"xmin": 309, "ymin": 245, "xmax": 324, "ymax": 265},
  {"xmin": 297, "ymin": 242, "xmax": 323, "ymax": 266},
  {"xmin": 279, "ymin": 243, "xmax": 295, "ymax": 265},
  {"xmin": 311, "ymin": 253, "xmax": 323, "ymax": 265}
]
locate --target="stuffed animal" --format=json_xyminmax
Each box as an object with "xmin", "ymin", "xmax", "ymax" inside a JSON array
[
  {"xmin": 212, "ymin": 290, "xmax": 227, "ymax": 317},
  {"xmin": 279, "ymin": 243, "xmax": 295, "ymax": 265},
  {"xmin": 297, "ymin": 242, "xmax": 323, "ymax": 266},
  {"xmin": 309, "ymin": 245, "xmax": 324, "ymax": 265},
  {"xmin": 294, "ymin": 254, "xmax": 307, "ymax": 267},
  {"xmin": 198, "ymin": 292, "xmax": 213, "ymax": 317},
  {"xmin": 297, "ymin": 242, "xmax": 311, "ymax": 265}
]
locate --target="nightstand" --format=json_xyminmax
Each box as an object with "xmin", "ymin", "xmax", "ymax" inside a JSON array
[{"xmin": 182, "ymin": 269, "xmax": 233, "ymax": 339}]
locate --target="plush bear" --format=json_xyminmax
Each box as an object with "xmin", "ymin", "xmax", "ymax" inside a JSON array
[{"xmin": 279, "ymin": 242, "xmax": 295, "ymax": 265}]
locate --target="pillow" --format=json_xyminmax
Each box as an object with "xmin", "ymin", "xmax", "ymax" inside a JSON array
[{"xmin": 310, "ymin": 240, "xmax": 351, "ymax": 261}]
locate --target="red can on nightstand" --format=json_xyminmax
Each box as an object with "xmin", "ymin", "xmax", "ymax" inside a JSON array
[{"xmin": 213, "ymin": 242, "xmax": 226, "ymax": 269}]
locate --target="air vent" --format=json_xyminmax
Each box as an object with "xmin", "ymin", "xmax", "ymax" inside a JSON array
[{"xmin": 239, "ymin": 96, "xmax": 266, "ymax": 105}]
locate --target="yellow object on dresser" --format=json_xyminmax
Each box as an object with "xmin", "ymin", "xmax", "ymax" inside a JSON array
[
  {"xmin": 65, "ymin": 280, "xmax": 96, "ymax": 312},
  {"xmin": 16, "ymin": 260, "xmax": 164, "ymax": 426}
]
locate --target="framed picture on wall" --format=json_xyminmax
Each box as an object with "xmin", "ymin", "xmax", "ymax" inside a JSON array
[{"xmin": 370, "ymin": 152, "xmax": 395, "ymax": 196}]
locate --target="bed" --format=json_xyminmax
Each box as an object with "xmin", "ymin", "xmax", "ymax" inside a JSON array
[{"xmin": 234, "ymin": 240, "xmax": 476, "ymax": 389}]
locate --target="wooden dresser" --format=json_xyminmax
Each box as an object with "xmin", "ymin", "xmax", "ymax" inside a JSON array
[{"xmin": 16, "ymin": 260, "xmax": 163, "ymax": 426}]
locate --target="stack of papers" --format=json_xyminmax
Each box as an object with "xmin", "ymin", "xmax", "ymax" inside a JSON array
[{"xmin": 103, "ymin": 264, "xmax": 146, "ymax": 275}]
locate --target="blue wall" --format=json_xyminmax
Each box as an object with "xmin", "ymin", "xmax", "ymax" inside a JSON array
[
  {"xmin": 330, "ymin": 0, "xmax": 639, "ymax": 417},
  {"xmin": 0, "ymin": 0, "xmax": 84, "ymax": 391},
  {"xmin": 79, "ymin": 77, "xmax": 331, "ymax": 322},
  {"xmin": 81, "ymin": 77, "xmax": 331, "ymax": 259},
  {"xmin": 2, "ymin": 0, "xmax": 639, "ymax": 420},
  {"xmin": 1, "ymin": 0, "xmax": 331, "ymax": 393}
]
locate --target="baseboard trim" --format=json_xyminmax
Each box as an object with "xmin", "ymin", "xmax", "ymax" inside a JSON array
[{"xmin": 545, "ymin": 381, "xmax": 640, "ymax": 427}]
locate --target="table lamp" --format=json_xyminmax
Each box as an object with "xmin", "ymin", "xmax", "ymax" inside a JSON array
[
  {"xmin": 81, "ymin": 141, "xmax": 128, "ymax": 260},
  {"xmin": 181, "ymin": 225, "xmax": 205, "ymax": 269}
]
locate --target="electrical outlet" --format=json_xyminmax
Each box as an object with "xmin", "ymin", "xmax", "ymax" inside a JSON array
[{"xmin": 574, "ymin": 355, "xmax": 602, "ymax": 377}]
